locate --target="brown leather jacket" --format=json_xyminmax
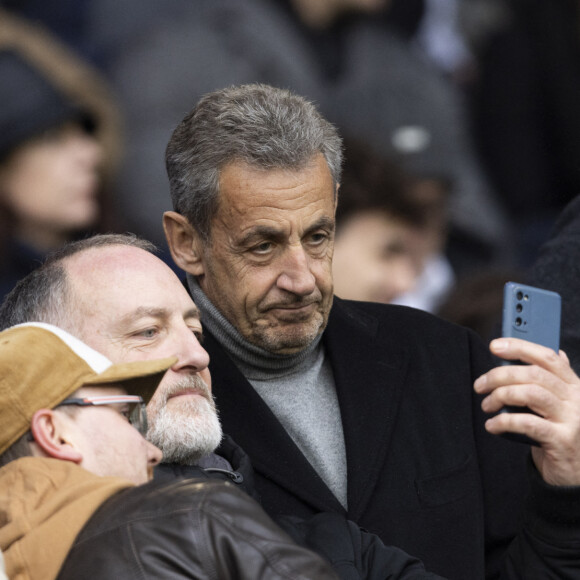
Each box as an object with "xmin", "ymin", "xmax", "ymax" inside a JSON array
[{"xmin": 57, "ymin": 476, "xmax": 338, "ymax": 579}]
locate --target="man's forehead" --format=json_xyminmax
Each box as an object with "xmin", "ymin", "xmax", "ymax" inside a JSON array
[
  {"xmin": 63, "ymin": 247, "xmax": 198, "ymax": 319},
  {"xmin": 64, "ymin": 246, "xmax": 182, "ymax": 297}
]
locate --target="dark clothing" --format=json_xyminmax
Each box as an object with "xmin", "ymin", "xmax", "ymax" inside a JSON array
[
  {"xmin": 57, "ymin": 477, "xmax": 338, "ymax": 580},
  {"xmin": 155, "ymin": 433, "xmax": 259, "ymax": 501},
  {"xmin": 276, "ymin": 512, "xmax": 445, "ymax": 580},
  {"xmin": 0, "ymin": 239, "xmax": 45, "ymax": 304},
  {"xmin": 470, "ymin": 0, "xmax": 580, "ymax": 266},
  {"xmin": 201, "ymin": 296, "xmax": 580, "ymax": 578},
  {"xmin": 473, "ymin": 0, "xmax": 580, "ymax": 219},
  {"xmin": 529, "ymin": 193, "xmax": 580, "ymax": 375}
]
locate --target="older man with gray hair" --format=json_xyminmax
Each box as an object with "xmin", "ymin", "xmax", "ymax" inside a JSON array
[{"xmin": 162, "ymin": 83, "xmax": 580, "ymax": 578}]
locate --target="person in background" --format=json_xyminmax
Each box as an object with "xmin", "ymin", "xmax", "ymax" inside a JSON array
[
  {"xmin": 162, "ymin": 82, "xmax": 580, "ymax": 578},
  {"xmin": 389, "ymin": 172, "xmax": 455, "ymax": 313},
  {"xmin": 333, "ymin": 137, "xmax": 454, "ymax": 311},
  {"xmin": 0, "ymin": 8, "xmax": 122, "ymax": 301},
  {"xmin": 333, "ymin": 137, "xmax": 430, "ymax": 305},
  {"xmin": 0, "ymin": 322, "xmax": 338, "ymax": 580}
]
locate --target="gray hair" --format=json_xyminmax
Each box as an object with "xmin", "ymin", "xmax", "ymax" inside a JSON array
[
  {"xmin": 165, "ymin": 83, "xmax": 343, "ymax": 241},
  {"xmin": 0, "ymin": 233, "xmax": 157, "ymax": 331}
]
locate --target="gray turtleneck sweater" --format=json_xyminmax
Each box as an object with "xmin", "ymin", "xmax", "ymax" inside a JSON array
[{"xmin": 189, "ymin": 275, "xmax": 348, "ymax": 508}]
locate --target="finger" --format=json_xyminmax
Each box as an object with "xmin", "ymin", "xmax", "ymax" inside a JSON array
[
  {"xmin": 480, "ymin": 382, "xmax": 558, "ymax": 417},
  {"xmin": 484, "ymin": 410, "xmax": 553, "ymax": 445},
  {"xmin": 490, "ymin": 338, "xmax": 576, "ymax": 382},
  {"xmin": 475, "ymin": 363, "xmax": 565, "ymax": 398}
]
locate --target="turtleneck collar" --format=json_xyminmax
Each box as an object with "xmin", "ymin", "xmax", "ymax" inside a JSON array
[{"xmin": 187, "ymin": 274, "xmax": 323, "ymax": 377}]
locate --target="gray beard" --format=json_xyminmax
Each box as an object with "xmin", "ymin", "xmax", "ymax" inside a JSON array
[{"xmin": 146, "ymin": 376, "xmax": 223, "ymax": 465}]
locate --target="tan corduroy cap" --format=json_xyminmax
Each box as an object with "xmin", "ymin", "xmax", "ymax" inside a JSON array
[{"xmin": 0, "ymin": 322, "xmax": 176, "ymax": 455}]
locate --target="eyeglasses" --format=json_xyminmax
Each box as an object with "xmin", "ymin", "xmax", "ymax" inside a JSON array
[{"xmin": 57, "ymin": 395, "xmax": 148, "ymax": 436}]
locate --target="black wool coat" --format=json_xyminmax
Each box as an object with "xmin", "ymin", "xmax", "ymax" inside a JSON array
[{"xmin": 201, "ymin": 297, "xmax": 579, "ymax": 579}]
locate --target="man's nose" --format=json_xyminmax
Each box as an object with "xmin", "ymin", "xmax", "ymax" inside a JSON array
[
  {"xmin": 276, "ymin": 245, "xmax": 316, "ymax": 296},
  {"xmin": 171, "ymin": 327, "xmax": 210, "ymax": 373}
]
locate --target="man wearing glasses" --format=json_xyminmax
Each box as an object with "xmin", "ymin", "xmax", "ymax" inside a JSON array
[{"xmin": 0, "ymin": 323, "xmax": 337, "ymax": 580}]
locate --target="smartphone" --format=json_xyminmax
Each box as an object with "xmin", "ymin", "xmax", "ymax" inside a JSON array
[
  {"xmin": 502, "ymin": 282, "xmax": 561, "ymax": 353},
  {"xmin": 498, "ymin": 282, "xmax": 562, "ymax": 445}
]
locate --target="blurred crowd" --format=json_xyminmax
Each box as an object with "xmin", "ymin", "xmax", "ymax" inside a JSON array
[{"xmin": 1, "ymin": 0, "xmax": 579, "ymax": 338}]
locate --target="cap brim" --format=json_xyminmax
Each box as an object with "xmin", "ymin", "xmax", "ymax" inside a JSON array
[{"xmin": 82, "ymin": 356, "xmax": 176, "ymax": 404}]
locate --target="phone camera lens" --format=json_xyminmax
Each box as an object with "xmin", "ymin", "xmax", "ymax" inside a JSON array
[
  {"xmin": 516, "ymin": 291, "xmax": 523, "ymax": 300},
  {"xmin": 515, "ymin": 317, "xmax": 522, "ymax": 327},
  {"xmin": 516, "ymin": 304, "xmax": 523, "ymax": 313}
]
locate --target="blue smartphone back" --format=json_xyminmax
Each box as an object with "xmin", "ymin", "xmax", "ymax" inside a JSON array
[{"xmin": 502, "ymin": 282, "xmax": 561, "ymax": 352}]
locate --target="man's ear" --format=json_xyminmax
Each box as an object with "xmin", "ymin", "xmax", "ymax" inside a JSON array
[
  {"xmin": 163, "ymin": 211, "xmax": 206, "ymax": 276},
  {"xmin": 29, "ymin": 409, "xmax": 83, "ymax": 464}
]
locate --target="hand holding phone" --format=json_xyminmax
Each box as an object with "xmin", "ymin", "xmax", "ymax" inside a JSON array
[{"xmin": 498, "ymin": 282, "xmax": 561, "ymax": 445}]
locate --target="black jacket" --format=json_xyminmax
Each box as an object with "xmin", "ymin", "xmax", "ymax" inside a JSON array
[
  {"xmin": 530, "ymin": 193, "xmax": 580, "ymax": 375},
  {"xmin": 201, "ymin": 297, "xmax": 580, "ymax": 579},
  {"xmin": 56, "ymin": 477, "xmax": 338, "ymax": 579},
  {"xmin": 155, "ymin": 433, "xmax": 259, "ymax": 500}
]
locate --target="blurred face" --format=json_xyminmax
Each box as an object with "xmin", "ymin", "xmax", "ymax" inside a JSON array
[
  {"xmin": 332, "ymin": 211, "xmax": 425, "ymax": 304},
  {"xmin": 197, "ymin": 155, "xmax": 336, "ymax": 354},
  {"xmin": 63, "ymin": 245, "xmax": 220, "ymax": 463},
  {"xmin": 60, "ymin": 386, "xmax": 162, "ymax": 485},
  {"xmin": 292, "ymin": 0, "xmax": 389, "ymax": 27},
  {"xmin": 0, "ymin": 122, "xmax": 102, "ymax": 246}
]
